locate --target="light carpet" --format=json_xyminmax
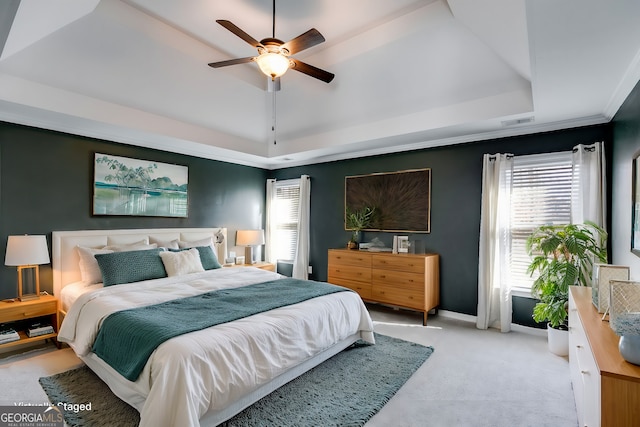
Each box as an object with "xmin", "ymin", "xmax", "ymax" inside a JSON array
[{"xmin": 39, "ymin": 333, "xmax": 434, "ymax": 427}]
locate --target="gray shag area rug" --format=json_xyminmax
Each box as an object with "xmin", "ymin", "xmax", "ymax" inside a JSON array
[{"xmin": 39, "ymin": 333, "xmax": 433, "ymax": 427}]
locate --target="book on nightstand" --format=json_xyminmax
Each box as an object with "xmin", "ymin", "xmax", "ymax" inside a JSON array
[
  {"xmin": 0, "ymin": 326, "xmax": 20, "ymax": 343},
  {"xmin": 26, "ymin": 323, "xmax": 54, "ymax": 338}
]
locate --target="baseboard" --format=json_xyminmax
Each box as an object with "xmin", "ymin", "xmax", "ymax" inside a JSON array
[
  {"xmin": 437, "ymin": 309, "xmax": 477, "ymax": 323},
  {"xmin": 437, "ymin": 310, "xmax": 547, "ymax": 337}
]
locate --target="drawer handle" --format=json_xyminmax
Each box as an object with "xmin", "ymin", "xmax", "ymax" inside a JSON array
[
  {"xmin": 576, "ymin": 345, "xmax": 583, "ymax": 349},
  {"xmin": 581, "ymin": 370, "xmax": 589, "ymax": 375}
]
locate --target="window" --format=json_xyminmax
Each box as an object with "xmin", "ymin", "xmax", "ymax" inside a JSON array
[
  {"xmin": 509, "ymin": 152, "xmax": 573, "ymax": 291},
  {"xmin": 271, "ymin": 179, "xmax": 300, "ymax": 262}
]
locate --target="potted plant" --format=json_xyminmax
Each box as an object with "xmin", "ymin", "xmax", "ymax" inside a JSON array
[
  {"xmin": 345, "ymin": 206, "xmax": 375, "ymax": 249},
  {"xmin": 526, "ymin": 221, "xmax": 607, "ymax": 355}
]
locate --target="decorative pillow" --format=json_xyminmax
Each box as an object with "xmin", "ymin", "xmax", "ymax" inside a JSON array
[
  {"xmin": 159, "ymin": 248, "xmax": 205, "ymax": 277},
  {"xmin": 170, "ymin": 246, "xmax": 222, "ymax": 270},
  {"xmin": 149, "ymin": 237, "xmax": 180, "ymax": 250},
  {"xmin": 103, "ymin": 240, "xmax": 158, "ymax": 252},
  {"xmin": 95, "ymin": 248, "xmax": 167, "ymax": 286},
  {"xmin": 76, "ymin": 246, "xmax": 114, "ymax": 284}
]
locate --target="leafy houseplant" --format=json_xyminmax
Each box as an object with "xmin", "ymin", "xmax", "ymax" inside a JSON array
[
  {"xmin": 526, "ymin": 221, "xmax": 607, "ymax": 329},
  {"xmin": 345, "ymin": 206, "xmax": 375, "ymax": 249}
]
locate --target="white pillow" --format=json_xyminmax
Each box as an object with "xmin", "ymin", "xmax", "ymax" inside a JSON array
[
  {"xmin": 178, "ymin": 237, "xmax": 214, "ymax": 249},
  {"xmin": 149, "ymin": 237, "xmax": 180, "ymax": 249},
  {"xmin": 103, "ymin": 240, "xmax": 158, "ymax": 251},
  {"xmin": 76, "ymin": 246, "xmax": 114, "ymax": 284},
  {"xmin": 159, "ymin": 248, "xmax": 205, "ymax": 277}
]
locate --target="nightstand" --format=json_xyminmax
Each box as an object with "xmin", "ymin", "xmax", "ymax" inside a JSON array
[
  {"xmin": 224, "ymin": 262, "xmax": 276, "ymax": 272},
  {"xmin": 0, "ymin": 294, "xmax": 59, "ymax": 350}
]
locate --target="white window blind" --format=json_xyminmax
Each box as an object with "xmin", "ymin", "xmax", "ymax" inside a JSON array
[
  {"xmin": 510, "ymin": 152, "xmax": 573, "ymax": 290},
  {"xmin": 272, "ymin": 180, "xmax": 300, "ymax": 262}
]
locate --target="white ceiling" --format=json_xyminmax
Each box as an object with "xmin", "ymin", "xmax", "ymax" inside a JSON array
[{"xmin": 0, "ymin": 0, "xmax": 639, "ymax": 169}]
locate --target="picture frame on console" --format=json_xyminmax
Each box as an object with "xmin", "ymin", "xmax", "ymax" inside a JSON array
[{"xmin": 632, "ymin": 152, "xmax": 640, "ymax": 255}]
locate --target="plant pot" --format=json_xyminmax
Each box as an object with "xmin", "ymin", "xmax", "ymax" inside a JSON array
[{"xmin": 547, "ymin": 323, "xmax": 569, "ymax": 356}]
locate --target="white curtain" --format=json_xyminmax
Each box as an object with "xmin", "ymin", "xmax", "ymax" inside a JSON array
[
  {"xmin": 292, "ymin": 175, "xmax": 310, "ymax": 279},
  {"xmin": 477, "ymin": 153, "xmax": 514, "ymax": 332},
  {"xmin": 572, "ymin": 142, "xmax": 606, "ymax": 228},
  {"xmin": 265, "ymin": 179, "xmax": 276, "ymax": 264}
]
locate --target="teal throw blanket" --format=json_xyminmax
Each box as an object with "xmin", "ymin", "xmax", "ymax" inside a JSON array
[{"xmin": 92, "ymin": 278, "xmax": 351, "ymax": 381}]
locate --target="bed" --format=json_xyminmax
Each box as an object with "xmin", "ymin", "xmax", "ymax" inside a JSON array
[{"xmin": 53, "ymin": 228, "xmax": 375, "ymax": 427}]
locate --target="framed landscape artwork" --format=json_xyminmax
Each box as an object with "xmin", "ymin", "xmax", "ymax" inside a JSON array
[
  {"xmin": 93, "ymin": 153, "xmax": 188, "ymax": 217},
  {"xmin": 345, "ymin": 168, "xmax": 431, "ymax": 233}
]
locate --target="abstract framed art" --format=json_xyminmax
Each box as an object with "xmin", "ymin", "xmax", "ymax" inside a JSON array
[
  {"xmin": 93, "ymin": 153, "xmax": 188, "ymax": 217},
  {"xmin": 345, "ymin": 168, "xmax": 431, "ymax": 233}
]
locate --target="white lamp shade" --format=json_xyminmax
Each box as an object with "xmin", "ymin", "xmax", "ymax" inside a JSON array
[
  {"xmin": 236, "ymin": 230, "xmax": 265, "ymax": 246},
  {"xmin": 256, "ymin": 52, "xmax": 290, "ymax": 79},
  {"xmin": 5, "ymin": 235, "xmax": 50, "ymax": 266}
]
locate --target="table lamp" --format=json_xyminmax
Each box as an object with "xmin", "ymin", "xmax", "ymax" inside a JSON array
[
  {"xmin": 5, "ymin": 235, "xmax": 50, "ymax": 301},
  {"xmin": 236, "ymin": 230, "xmax": 265, "ymax": 265}
]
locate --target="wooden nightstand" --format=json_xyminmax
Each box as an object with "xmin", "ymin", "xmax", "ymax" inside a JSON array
[
  {"xmin": 0, "ymin": 294, "xmax": 59, "ymax": 350},
  {"xmin": 224, "ymin": 262, "xmax": 276, "ymax": 272}
]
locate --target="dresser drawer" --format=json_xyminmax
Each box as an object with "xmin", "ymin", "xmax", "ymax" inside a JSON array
[
  {"xmin": 372, "ymin": 269, "xmax": 424, "ymax": 291},
  {"xmin": 372, "ymin": 254, "xmax": 425, "ymax": 274},
  {"xmin": 372, "ymin": 285, "xmax": 424, "ymax": 310},
  {"xmin": 328, "ymin": 279, "xmax": 372, "ymax": 299},
  {"xmin": 328, "ymin": 250, "xmax": 372, "ymax": 268},
  {"xmin": 328, "ymin": 265, "xmax": 371, "ymax": 283},
  {"xmin": 0, "ymin": 299, "xmax": 57, "ymax": 323}
]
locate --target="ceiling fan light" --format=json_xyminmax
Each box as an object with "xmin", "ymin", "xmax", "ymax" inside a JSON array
[{"xmin": 256, "ymin": 52, "xmax": 290, "ymax": 80}]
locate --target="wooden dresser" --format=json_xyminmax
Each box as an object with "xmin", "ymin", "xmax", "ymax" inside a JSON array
[
  {"xmin": 327, "ymin": 249, "xmax": 439, "ymax": 325},
  {"xmin": 569, "ymin": 286, "xmax": 640, "ymax": 427}
]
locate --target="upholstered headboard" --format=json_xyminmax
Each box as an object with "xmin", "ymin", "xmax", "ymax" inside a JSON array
[{"xmin": 52, "ymin": 228, "xmax": 227, "ymax": 296}]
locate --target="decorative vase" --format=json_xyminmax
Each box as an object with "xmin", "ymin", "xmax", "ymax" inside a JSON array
[
  {"xmin": 619, "ymin": 335, "xmax": 640, "ymax": 365},
  {"xmin": 547, "ymin": 324, "xmax": 569, "ymax": 356},
  {"xmin": 609, "ymin": 280, "xmax": 640, "ymax": 364}
]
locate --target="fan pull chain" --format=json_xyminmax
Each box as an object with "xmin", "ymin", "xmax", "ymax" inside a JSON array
[{"xmin": 272, "ymin": 90, "xmax": 277, "ymax": 145}]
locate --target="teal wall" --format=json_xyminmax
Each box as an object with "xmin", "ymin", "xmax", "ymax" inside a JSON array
[
  {"xmin": 611, "ymin": 79, "xmax": 640, "ymax": 275},
  {"xmin": 0, "ymin": 116, "xmax": 617, "ymax": 326},
  {"xmin": 0, "ymin": 122, "xmax": 267, "ymax": 299},
  {"xmin": 273, "ymin": 125, "xmax": 612, "ymax": 323}
]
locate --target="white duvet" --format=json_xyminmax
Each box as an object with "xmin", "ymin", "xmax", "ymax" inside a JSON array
[{"xmin": 58, "ymin": 267, "xmax": 375, "ymax": 426}]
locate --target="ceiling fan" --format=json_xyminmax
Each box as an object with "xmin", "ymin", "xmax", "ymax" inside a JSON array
[{"xmin": 208, "ymin": 0, "xmax": 335, "ymax": 86}]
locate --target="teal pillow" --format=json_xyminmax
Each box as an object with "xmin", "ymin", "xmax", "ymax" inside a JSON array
[
  {"xmin": 95, "ymin": 248, "xmax": 167, "ymax": 286},
  {"xmin": 170, "ymin": 246, "xmax": 222, "ymax": 270}
]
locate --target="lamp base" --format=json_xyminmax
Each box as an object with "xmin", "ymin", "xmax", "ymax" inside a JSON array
[
  {"xmin": 17, "ymin": 265, "xmax": 41, "ymax": 302},
  {"xmin": 244, "ymin": 246, "xmax": 256, "ymax": 264}
]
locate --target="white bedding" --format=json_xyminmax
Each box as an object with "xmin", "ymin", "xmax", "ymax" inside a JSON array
[
  {"xmin": 58, "ymin": 267, "xmax": 375, "ymax": 427},
  {"xmin": 59, "ymin": 281, "xmax": 102, "ymax": 312}
]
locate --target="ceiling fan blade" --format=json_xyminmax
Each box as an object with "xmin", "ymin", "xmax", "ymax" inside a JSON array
[
  {"xmin": 216, "ymin": 20, "xmax": 263, "ymax": 48},
  {"xmin": 290, "ymin": 59, "xmax": 335, "ymax": 83},
  {"xmin": 208, "ymin": 57, "xmax": 255, "ymax": 68},
  {"xmin": 281, "ymin": 28, "xmax": 325, "ymax": 55}
]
